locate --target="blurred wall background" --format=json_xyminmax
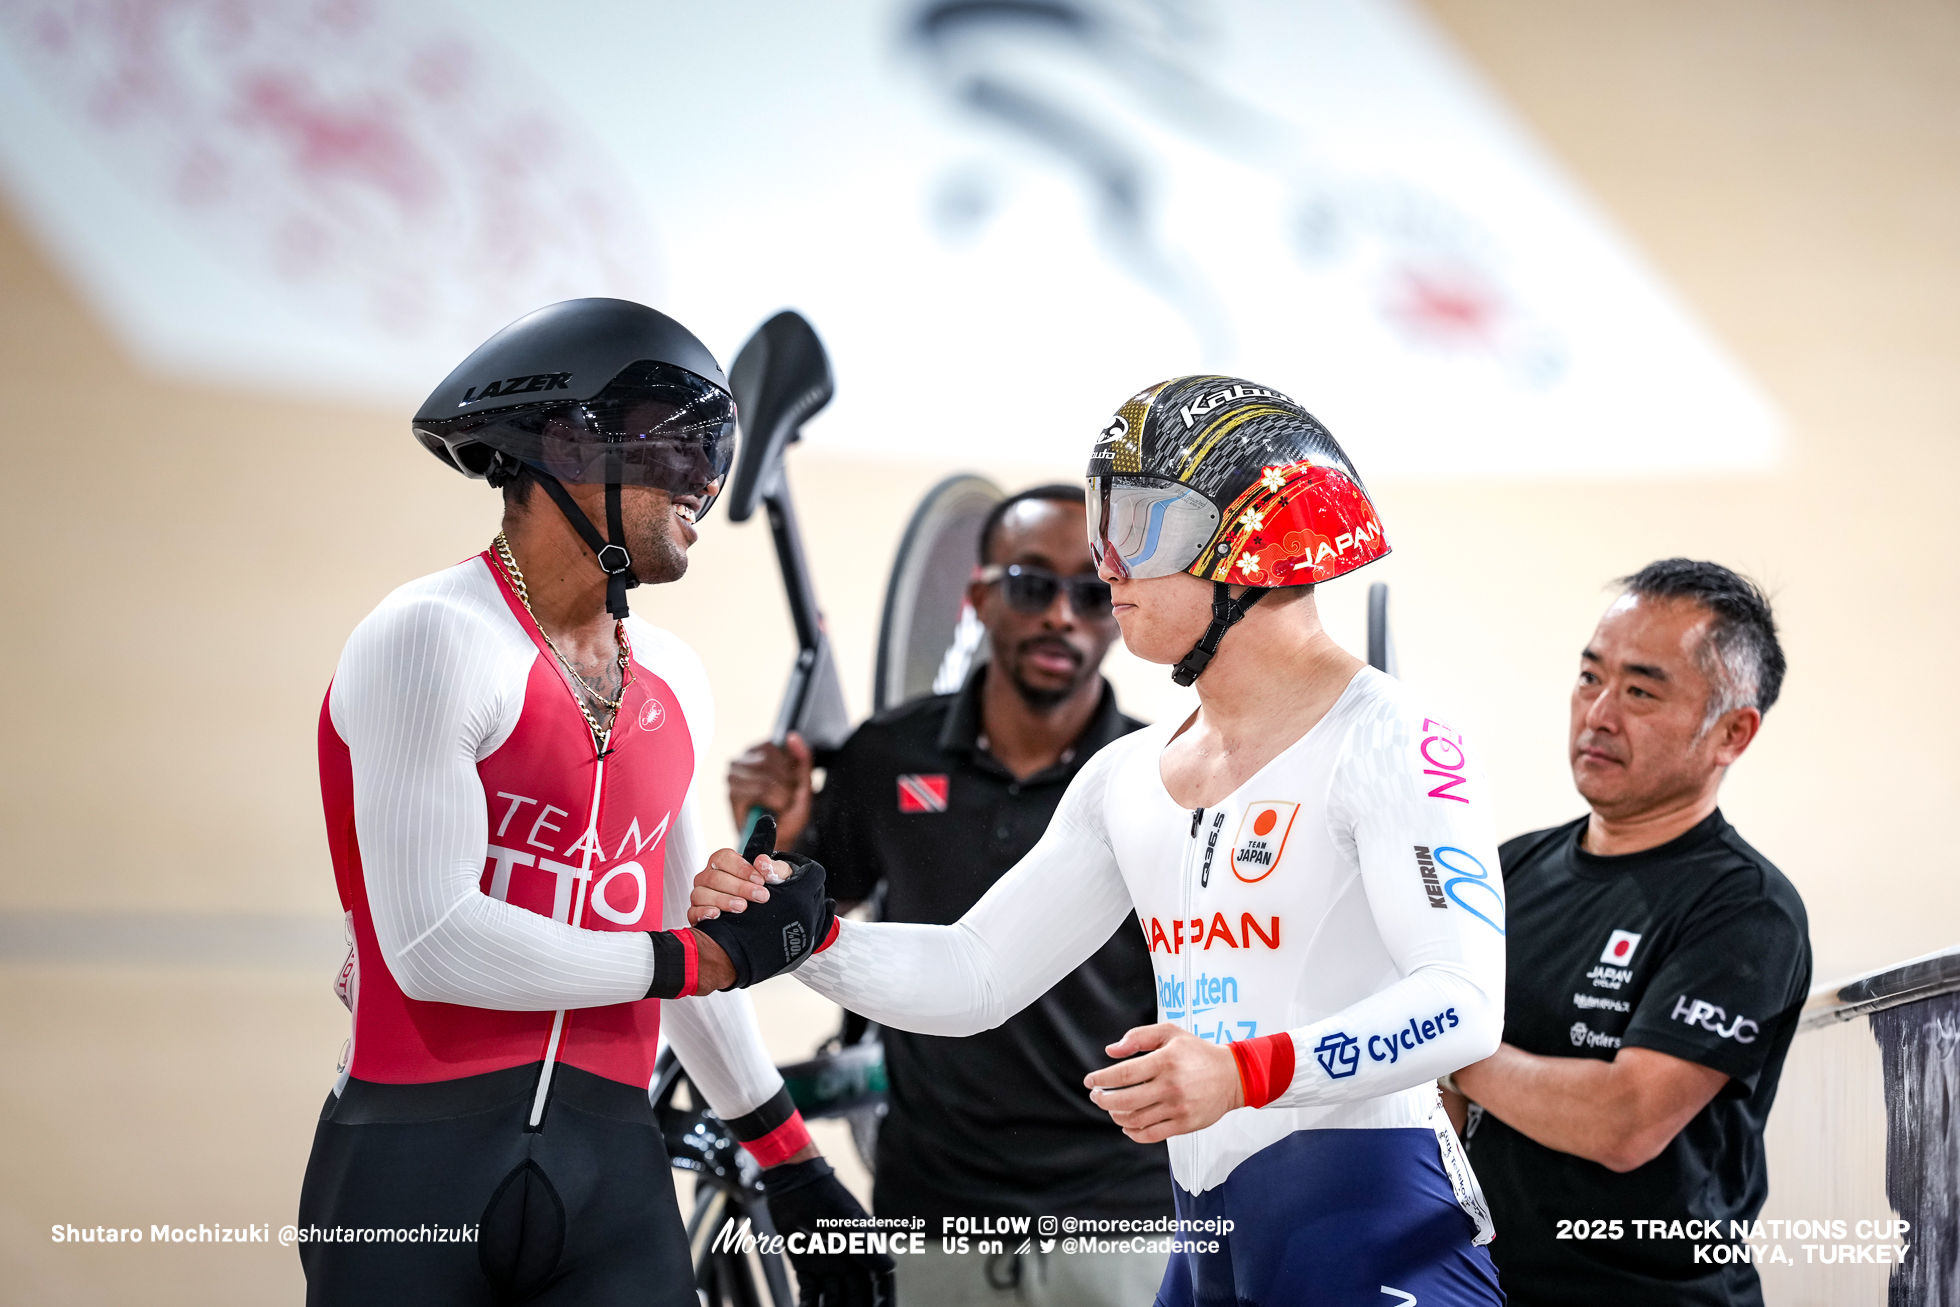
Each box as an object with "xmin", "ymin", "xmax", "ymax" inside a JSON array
[{"xmin": 1, "ymin": 0, "xmax": 1955, "ymax": 1301}]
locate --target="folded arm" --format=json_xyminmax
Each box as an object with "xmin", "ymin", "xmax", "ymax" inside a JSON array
[{"xmin": 1453, "ymin": 1044, "xmax": 1727, "ymax": 1171}]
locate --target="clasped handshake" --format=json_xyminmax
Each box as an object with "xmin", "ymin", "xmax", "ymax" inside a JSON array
[
  {"xmin": 685, "ymin": 815, "xmax": 838, "ymax": 991},
  {"xmin": 679, "ymin": 817, "xmax": 1246, "ymax": 1145}
]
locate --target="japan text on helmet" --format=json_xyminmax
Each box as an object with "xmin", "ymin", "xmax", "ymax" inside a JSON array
[
  {"xmin": 412, "ymin": 299, "xmax": 737, "ymax": 619},
  {"xmin": 1086, "ymin": 376, "xmax": 1388, "ymax": 589}
]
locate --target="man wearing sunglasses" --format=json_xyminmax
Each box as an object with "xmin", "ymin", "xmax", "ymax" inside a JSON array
[{"xmin": 727, "ymin": 485, "xmax": 1173, "ymax": 1307}]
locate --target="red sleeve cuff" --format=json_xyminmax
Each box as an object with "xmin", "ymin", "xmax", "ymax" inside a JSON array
[
  {"xmin": 1230, "ymin": 1032, "xmax": 1295, "ymax": 1109},
  {"xmin": 741, "ymin": 1110, "xmax": 812, "ymax": 1168},
  {"xmin": 725, "ymin": 1087, "xmax": 813, "ymax": 1167},
  {"xmin": 816, "ymin": 916, "xmax": 841, "ymax": 954},
  {"xmin": 678, "ymin": 928, "xmax": 699, "ymax": 997}
]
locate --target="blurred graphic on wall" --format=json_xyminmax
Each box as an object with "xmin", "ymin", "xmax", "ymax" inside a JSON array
[
  {"xmin": 0, "ymin": 0, "xmax": 661, "ymax": 399},
  {"xmin": 0, "ymin": 0, "xmax": 1779, "ymax": 475}
]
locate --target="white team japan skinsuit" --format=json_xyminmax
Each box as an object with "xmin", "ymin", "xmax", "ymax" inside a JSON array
[{"xmin": 796, "ymin": 665, "xmax": 1506, "ymax": 1218}]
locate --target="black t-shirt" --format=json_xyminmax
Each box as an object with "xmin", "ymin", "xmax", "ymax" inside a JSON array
[
  {"xmin": 1464, "ymin": 810, "xmax": 1811, "ymax": 1307},
  {"xmin": 799, "ymin": 667, "xmax": 1172, "ymax": 1227}
]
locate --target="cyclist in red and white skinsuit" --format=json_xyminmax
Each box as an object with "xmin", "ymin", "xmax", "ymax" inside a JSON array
[
  {"xmin": 694, "ymin": 378, "xmax": 1507, "ymax": 1307},
  {"xmin": 300, "ymin": 300, "xmax": 888, "ymax": 1306}
]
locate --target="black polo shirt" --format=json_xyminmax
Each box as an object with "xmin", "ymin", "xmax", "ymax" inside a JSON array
[
  {"xmin": 1464, "ymin": 810, "xmax": 1811, "ymax": 1307},
  {"xmin": 797, "ymin": 665, "xmax": 1171, "ymax": 1227}
]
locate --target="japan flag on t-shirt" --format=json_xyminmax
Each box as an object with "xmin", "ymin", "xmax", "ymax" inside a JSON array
[{"xmin": 1599, "ymin": 930, "xmax": 1643, "ymax": 965}]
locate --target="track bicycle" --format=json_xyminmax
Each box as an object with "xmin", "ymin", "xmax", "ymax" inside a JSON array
[{"xmin": 657, "ymin": 1017, "xmax": 886, "ymax": 1307}]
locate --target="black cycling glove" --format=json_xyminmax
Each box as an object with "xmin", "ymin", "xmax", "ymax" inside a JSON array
[
  {"xmin": 762, "ymin": 1157, "xmax": 894, "ymax": 1307},
  {"xmin": 694, "ymin": 851, "xmax": 836, "ymax": 989}
]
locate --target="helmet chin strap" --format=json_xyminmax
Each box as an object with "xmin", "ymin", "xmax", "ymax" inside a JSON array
[
  {"xmin": 527, "ymin": 467, "xmax": 639, "ymax": 620},
  {"xmin": 1171, "ymin": 582, "xmax": 1268, "ymax": 686}
]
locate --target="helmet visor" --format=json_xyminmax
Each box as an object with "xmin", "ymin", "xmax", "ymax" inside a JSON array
[
  {"xmin": 1087, "ymin": 475, "xmax": 1221, "ymax": 580},
  {"xmin": 417, "ymin": 362, "xmax": 737, "ymax": 515}
]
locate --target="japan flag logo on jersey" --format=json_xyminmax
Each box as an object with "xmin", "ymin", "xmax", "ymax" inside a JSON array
[
  {"xmin": 1600, "ymin": 930, "xmax": 1643, "ymax": 965},
  {"xmin": 1231, "ymin": 801, "xmax": 1299, "ymax": 883}
]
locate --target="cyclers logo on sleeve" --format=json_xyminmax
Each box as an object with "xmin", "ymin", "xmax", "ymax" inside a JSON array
[
  {"xmin": 1366, "ymin": 1010, "xmax": 1460, "ymax": 1065},
  {"xmin": 1672, "ymin": 995, "xmax": 1758, "ymax": 1043},
  {"xmin": 1315, "ymin": 1011, "xmax": 1462, "ymax": 1078},
  {"xmin": 1314, "ymin": 1032, "xmax": 1361, "ymax": 1079}
]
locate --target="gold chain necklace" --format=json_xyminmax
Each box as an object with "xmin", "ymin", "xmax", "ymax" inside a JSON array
[{"xmin": 492, "ymin": 532, "xmax": 630, "ymax": 743}]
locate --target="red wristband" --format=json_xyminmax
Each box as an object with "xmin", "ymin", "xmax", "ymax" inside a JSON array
[
  {"xmin": 1230, "ymin": 1032, "xmax": 1296, "ymax": 1109},
  {"xmin": 645, "ymin": 930, "xmax": 697, "ymax": 1000},
  {"xmin": 725, "ymin": 1086, "xmax": 814, "ymax": 1168},
  {"xmin": 678, "ymin": 927, "xmax": 699, "ymax": 996},
  {"xmin": 744, "ymin": 1111, "xmax": 812, "ymax": 1167},
  {"xmin": 815, "ymin": 917, "xmax": 841, "ymax": 954}
]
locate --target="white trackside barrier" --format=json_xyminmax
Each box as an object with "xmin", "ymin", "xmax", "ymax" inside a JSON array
[{"xmin": 1758, "ymin": 945, "xmax": 1960, "ymax": 1306}]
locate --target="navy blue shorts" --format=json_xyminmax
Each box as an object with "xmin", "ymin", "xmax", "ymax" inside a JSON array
[{"xmin": 1155, "ymin": 1128, "xmax": 1503, "ymax": 1307}]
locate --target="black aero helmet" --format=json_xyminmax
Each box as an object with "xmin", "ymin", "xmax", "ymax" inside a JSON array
[{"xmin": 413, "ymin": 299, "xmax": 738, "ymax": 619}]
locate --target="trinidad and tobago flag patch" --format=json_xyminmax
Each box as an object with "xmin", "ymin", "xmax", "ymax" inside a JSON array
[{"xmin": 896, "ymin": 774, "xmax": 950, "ymax": 814}]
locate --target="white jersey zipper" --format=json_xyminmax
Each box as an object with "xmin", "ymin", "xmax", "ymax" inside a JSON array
[
  {"xmin": 527, "ymin": 726, "xmax": 612, "ymax": 1129},
  {"xmin": 1183, "ymin": 807, "xmax": 1202, "ymax": 1034}
]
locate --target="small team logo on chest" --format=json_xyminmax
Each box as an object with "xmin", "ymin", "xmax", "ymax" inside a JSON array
[
  {"xmin": 637, "ymin": 698, "xmax": 665, "ymax": 731},
  {"xmin": 1600, "ymin": 930, "xmax": 1642, "ymax": 965},
  {"xmin": 1231, "ymin": 801, "xmax": 1299, "ymax": 882},
  {"xmin": 896, "ymin": 774, "xmax": 950, "ymax": 813}
]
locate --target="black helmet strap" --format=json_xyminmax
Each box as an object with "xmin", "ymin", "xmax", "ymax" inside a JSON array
[
  {"xmin": 528, "ymin": 467, "xmax": 639, "ymax": 621},
  {"xmin": 1171, "ymin": 582, "xmax": 1268, "ymax": 687}
]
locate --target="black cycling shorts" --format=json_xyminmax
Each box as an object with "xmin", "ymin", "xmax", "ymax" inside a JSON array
[{"xmin": 298, "ymin": 1062, "xmax": 694, "ymax": 1306}]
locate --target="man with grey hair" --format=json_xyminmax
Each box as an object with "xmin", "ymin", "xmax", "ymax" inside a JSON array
[{"xmin": 1444, "ymin": 559, "xmax": 1810, "ymax": 1307}]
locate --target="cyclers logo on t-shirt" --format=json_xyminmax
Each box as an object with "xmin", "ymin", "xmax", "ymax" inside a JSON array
[{"xmin": 1569, "ymin": 1022, "xmax": 1622, "ymax": 1050}]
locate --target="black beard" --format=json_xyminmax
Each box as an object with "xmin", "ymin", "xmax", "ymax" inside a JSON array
[
  {"xmin": 1006, "ymin": 636, "xmax": 1087, "ymax": 711},
  {"xmin": 628, "ymin": 518, "xmax": 690, "ymax": 585},
  {"xmin": 1009, "ymin": 673, "xmax": 1073, "ymax": 711}
]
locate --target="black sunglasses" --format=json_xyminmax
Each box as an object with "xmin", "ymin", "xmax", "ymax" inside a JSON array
[{"xmin": 979, "ymin": 564, "xmax": 1114, "ymax": 618}]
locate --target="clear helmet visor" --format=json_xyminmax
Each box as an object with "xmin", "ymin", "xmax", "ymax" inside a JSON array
[
  {"xmin": 1087, "ymin": 475, "xmax": 1222, "ymax": 580},
  {"xmin": 415, "ymin": 362, "xmax": 738, "ymax": 515}
]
